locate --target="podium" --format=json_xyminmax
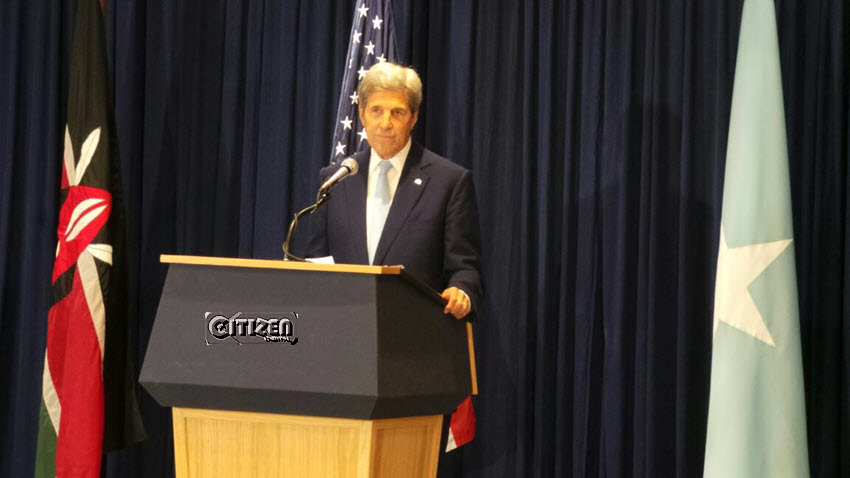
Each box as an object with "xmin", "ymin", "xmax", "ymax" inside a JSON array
[{"xmin": 140, "ymin": 255, "xmax": 477, "ymax": 478}]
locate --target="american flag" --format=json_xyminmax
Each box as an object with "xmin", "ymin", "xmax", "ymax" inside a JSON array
[{"xmin": 329, "ymin": 0, "xmax": 399, "ymax": 164}]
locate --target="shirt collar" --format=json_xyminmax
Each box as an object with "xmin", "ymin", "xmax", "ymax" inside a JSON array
[{"xmin": 369, "ymin": 138, "xmax": 412, "ymax": 175}]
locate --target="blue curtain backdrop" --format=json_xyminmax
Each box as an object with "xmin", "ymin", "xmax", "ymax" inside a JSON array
[{"xmin": 1, "ymin": 0, "xmax": 847, "ymax": 477}]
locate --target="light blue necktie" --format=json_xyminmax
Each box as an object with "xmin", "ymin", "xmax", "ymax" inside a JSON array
[{"xmin": 368, "ymin": 160, "xmax": 393, "ymax": 264}]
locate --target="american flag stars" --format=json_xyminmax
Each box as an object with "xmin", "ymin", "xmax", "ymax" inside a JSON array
[{"xmin": 329, "ymin": 1, "xmax": 398, "ymax": 161}]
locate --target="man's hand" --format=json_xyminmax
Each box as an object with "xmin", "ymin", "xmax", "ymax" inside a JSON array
[{"xmin": 441, "ymin": 287, "xmax": 471, "ymax": 319}]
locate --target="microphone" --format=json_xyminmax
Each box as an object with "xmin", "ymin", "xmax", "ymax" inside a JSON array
[
  {"xmin": 282, "ymin": 157, "xmax": 359, "ymax": 261},
  {"xmin": 319, "ymin": 157, "xmax": 359, "ymax": 192}
]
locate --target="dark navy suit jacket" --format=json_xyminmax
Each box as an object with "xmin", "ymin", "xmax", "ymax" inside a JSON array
[{"xmin": 306, "ymin": 142, "xmax": 483, "ymax": 310}]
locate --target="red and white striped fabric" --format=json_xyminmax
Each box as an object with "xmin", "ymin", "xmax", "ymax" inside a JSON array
[{"xmin": 446, "ymin": 396, "xmax": 476, "ymax": 452}]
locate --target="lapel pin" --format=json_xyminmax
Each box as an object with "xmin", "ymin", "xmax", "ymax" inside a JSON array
[{"xmin": 414, "ymin": 178, "xmax": 423, "ymax": 186}]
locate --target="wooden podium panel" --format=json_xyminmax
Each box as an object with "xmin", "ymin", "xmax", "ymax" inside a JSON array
[{"xmin": 172, "ymin": 408, "xmax": 442, "ymax": 478}]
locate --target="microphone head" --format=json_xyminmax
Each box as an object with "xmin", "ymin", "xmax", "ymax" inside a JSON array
[{"xmin": 341, "ymin": 157, "xmax": 359, "ymax": 176}]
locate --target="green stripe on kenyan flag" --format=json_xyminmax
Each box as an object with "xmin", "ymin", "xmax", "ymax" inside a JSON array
[{"xmin": 34, "ymin": 401, "xmax": 56, "ymax": 478}]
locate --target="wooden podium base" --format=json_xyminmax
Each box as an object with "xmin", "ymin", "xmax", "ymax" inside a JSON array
[{"xmin": 172, "ymin": 408, "xmax": 443, "ymax": 478}]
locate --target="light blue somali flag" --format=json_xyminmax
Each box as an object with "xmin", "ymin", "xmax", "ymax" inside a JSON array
[{"xmin": 704, "ymin": 0, "xmax": 810, "ymax": 476}]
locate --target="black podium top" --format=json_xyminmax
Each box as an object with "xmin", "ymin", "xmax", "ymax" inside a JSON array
[{"xmin": 139, "ymin": 255, "xmax": 473, "ymax": 419}]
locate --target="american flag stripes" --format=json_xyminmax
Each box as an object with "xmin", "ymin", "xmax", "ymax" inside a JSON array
[{"xmin": 446, "ymin": 396, "xmax": 476, "ymax": 452}]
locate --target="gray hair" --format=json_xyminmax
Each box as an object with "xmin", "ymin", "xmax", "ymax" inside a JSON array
[{"xmin": 358, "ymin": 62, "xmax": 423, "ymax": 113}]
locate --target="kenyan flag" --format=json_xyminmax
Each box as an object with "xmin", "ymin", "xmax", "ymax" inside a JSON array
[{"xmin": 35, "ymin": 0, "xmax": 145, "ymax": 476}]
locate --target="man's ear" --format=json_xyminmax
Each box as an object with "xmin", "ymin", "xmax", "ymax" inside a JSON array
[{"xmin": 358, "ymin": 105, "xmax": 366, "ymax": 124}]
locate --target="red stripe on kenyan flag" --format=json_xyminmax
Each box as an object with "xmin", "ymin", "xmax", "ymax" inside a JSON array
[{"xmin": 46, "ymin": 267, "xmax": 104, "ymax": 476}]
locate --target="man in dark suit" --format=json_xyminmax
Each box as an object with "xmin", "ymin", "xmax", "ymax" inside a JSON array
[{"xmin": 306, "ymin": 62, "xmax": 482, "ymax": 319}]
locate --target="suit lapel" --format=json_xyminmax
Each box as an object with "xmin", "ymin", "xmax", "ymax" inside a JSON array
[
  {"xmin": 373, "ymin": 143, "xmax": 431, "ymax": 265},
  {"xmin": 344, "ymin": 152, "xmax": 370, "ymax": 264}
]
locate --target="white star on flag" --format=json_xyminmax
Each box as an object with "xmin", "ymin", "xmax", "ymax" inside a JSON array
[
  {"xmin": 713, "ymin": 226, "xmax": 791, "ymax": 347},
  {"xmin": 328, "ymin": 0, "xmax": 399, "ymax": 164},
  {"xmin": 335, "ymin": 141, "xmax": 346, "ymax": 156}
]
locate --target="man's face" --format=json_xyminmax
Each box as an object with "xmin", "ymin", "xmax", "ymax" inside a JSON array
[{"xmin": 359, "ymin": 89, "xmax": 418, "ymax": 159}]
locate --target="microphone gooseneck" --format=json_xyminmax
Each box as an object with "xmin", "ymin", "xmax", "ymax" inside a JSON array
[{"xmin": 282, "ymin": 158, "xmax": 359, "ymax": 261}]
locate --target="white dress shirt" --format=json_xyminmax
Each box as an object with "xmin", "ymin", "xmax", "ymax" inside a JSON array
[{"xmin": 366, "ymin": 139, "xmax": 412, "ymax": 259}]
